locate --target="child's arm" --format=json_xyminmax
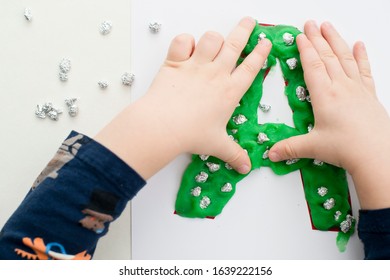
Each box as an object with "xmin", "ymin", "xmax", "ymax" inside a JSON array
[
  {"xmin": 0, "ymin": 131, "xmax": 146, "ymax": 260},
  {"xmin": 268, "ymin": 21, "xmax": 390, "ymax": 211},
  {"xmin": 94, "ymin": 17, "xmax": 272, "ymax": 179}
]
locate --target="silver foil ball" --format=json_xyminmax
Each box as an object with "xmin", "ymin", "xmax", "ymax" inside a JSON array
[
  {"xmin": 286, "ymin": 158, "xmax": 299, "ymax": 165},
  {"xmin": 42, "ymin": 102, "xmax": 53, "ymax": 113},
  {"xmin": 35, "ymin": 105, "xmax": 46, "ymax": 119},
  {"xmin": 59, "ymin": 72, "xmax": 68, "ymax": 82},
  {"xmin": 121, "ymin": 72, "xmax": 135, "ymax": 86},
  {"xmin": 149, "ymin": 21, "xmax": 162, "ymax": 33},
  {"xmin": 68, "ymin": 104, "xmax": 78, "ymax": 117},
  {"xmin": 199, "ymin": 154, "xmax": 209, "ymax": 161},
  {"xmin": 195, "ymin": 171, "xmax": 208, "ymax": 183},
  {"xmin": 257, "ymin": 132, "xmax": 270, "ymax": 144},
  {"xmin": 323, "ymin": 198, "xmax": 335, "ymax": 210},
  {"xmin": 286, "ymin": 58, "xmax": 298, "ymax": 70},
  {"xmin": 232, "ymin": 114, "xmax": 248, "ymax": 125},
  {"xmin": 296, "ymin": 86, "xmax": 307, "ymax": 101},
  {"xmin": 334, "ymin": 211, "xmax": 342, "ymax": 221},
  {"xmin": 200, "ymin": 196, "xmax": 211, "ymax": 209},
  {"xmin": 258, "ymin": 32, "xmax": 267, "ymax": 41},
  {"xmin": 98, "ymin": 81, "xmax": 109, "ymax": 89},
  {"xmin": 59, "ymin": 58, "xmax": 71, "ymax": 73},
  {"xmin": 24, "ymin": 8, "xmax": 33, "ymax": 21},
  {"xmin": 47, "ymin": 110, "xmax": 60, "ymax": 121},
  {"xmin": 317, "ymin": 186, "xmax": 328, "ymax": 197},
  {"xmin": 221, "ymin": 183, "xmax": 233, "ymax": 193},
  {"xmin": 206, "ymin": 162, "xmax": 220, "ymax": 173},
  {"xmin": 259, "ymin": 103, "xmax": 271, "ymax": 113},
  {"xmin": 191, "ymin": 186, "xmax": 201, "ymax": 197},
  {"xmin": 64, "ymin": 98, "xmax": 77, "ymax": 107},
  {"xmin": 225, "ymin": 163, "xmax": 233, "ymax": 170},
  {"xmin": 283, "ymin": 32, "xmax": 294, "ymax": 45},
  {"xmin": 340, "ymin": 214, "xmax": 354, "ymax": 233},
  {"xmin": 100, "ymin": 20, "xmax": 112, "ymax": 35}
]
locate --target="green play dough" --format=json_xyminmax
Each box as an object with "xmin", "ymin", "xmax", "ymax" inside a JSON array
[{"xmin": 175, "ymin": 23, "xmax": 355, "ymax": 250}]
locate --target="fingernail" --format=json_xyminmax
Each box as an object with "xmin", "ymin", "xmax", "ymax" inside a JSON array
[
  {"xmin": 358, "ymin": 41, "xmax": 366, "ymax": 51},
  {"xmin": 307, "ymin": 20, "xmax": 319, "ymax": 30},
  {"xmin": 237, "ymin": 164, "xmax": 251, "ymax": 174},
  {"xmin": 241, "ymin": 17, "xmax": 256, "ymax": 28},
  {"xmin": 259, "ymin": 38, "xmax": 271, "ymax": 47},
  {"xmin": 322, "ymin": 21, "xmax": 333, "ymax": 29},
  {"xmin": 268, "ymin": 151, "xmax": 282, "ymax": 162}
]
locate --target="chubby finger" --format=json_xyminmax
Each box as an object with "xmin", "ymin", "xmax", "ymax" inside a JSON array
[
  {"xmin": 231, "ymin": 39, "xmax": 272, "ymax": 98},
  {"xmin": 191, "ymin": 31, "xmax": 224, "ymax": 63},
  {"xmin": 297, "ymin": 34, "xmax": 331, "ymax": 98},
  {"xmin": 320, "ymin": 22, "xmax": 360, "ymax": 80},
  {"xmin": 214, "ymin": 17, "xmax": 256, "ymax": 70},
  {"xmin": 268, "ymin": 133, "xmax": 316, "ymax": 162},
  {"xmin": 166, "ymin": 33, "xmax": 195, "ymax": 62},
  {"xmin": 214, "ymin": 135, "xmax": 252, "ymax": 174},
  {"xmin": 304, "ymin": 21, "xmax": 345, "ymax": 80},
  {"xmin": 353, "ymin": 41, "xmax": 376, "ymax": 95}
]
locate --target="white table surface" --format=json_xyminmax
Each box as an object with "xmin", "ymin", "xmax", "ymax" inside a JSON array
[{"xmin": 131, "ymin": 0, "xmax": 389, "ymax": 259}]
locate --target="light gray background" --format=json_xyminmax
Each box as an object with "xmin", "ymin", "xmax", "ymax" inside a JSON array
[{"xmin": 131, "ymin": 0, "xmax": 389, "ymax": 259}]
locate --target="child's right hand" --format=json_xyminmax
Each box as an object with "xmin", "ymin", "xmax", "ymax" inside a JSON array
[{"xmin": 269, "ymin": 21, "xmax": 390, "ymax": 210}]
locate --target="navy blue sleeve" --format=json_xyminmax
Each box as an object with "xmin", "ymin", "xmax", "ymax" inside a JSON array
[
  {"xmin": 358, "ymin": 208, "xmax": 390, "ymax": 259},
  {"xmin": 0, "ymin": 131, "xmax": 146, "ymax": 260}
]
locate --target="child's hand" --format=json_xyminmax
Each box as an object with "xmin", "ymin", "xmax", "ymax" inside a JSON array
[
  {"xmin": 269, "ymin": 21, "xmax": 390, "ymax": 209},
  {"xmin": 145, "ymin": 17, "xmax": 271, "ymax": 174},
  {"xmin": 95, "ymin": 17, "xmax": 271, "ymax": 179}
]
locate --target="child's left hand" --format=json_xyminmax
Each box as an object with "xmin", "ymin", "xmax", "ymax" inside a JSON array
[{"xmin": 96, "ymin": 17, "xmax": 271, "ymax": 179}]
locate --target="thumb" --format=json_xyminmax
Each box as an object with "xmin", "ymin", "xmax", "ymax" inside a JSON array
[
  {"xmin": 214, "ymin": 136, "xmax": 252, "ymax": 174},
  {"xmin": 268, "ymin": 134, "xmax": 315, "ymax": 162}
]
